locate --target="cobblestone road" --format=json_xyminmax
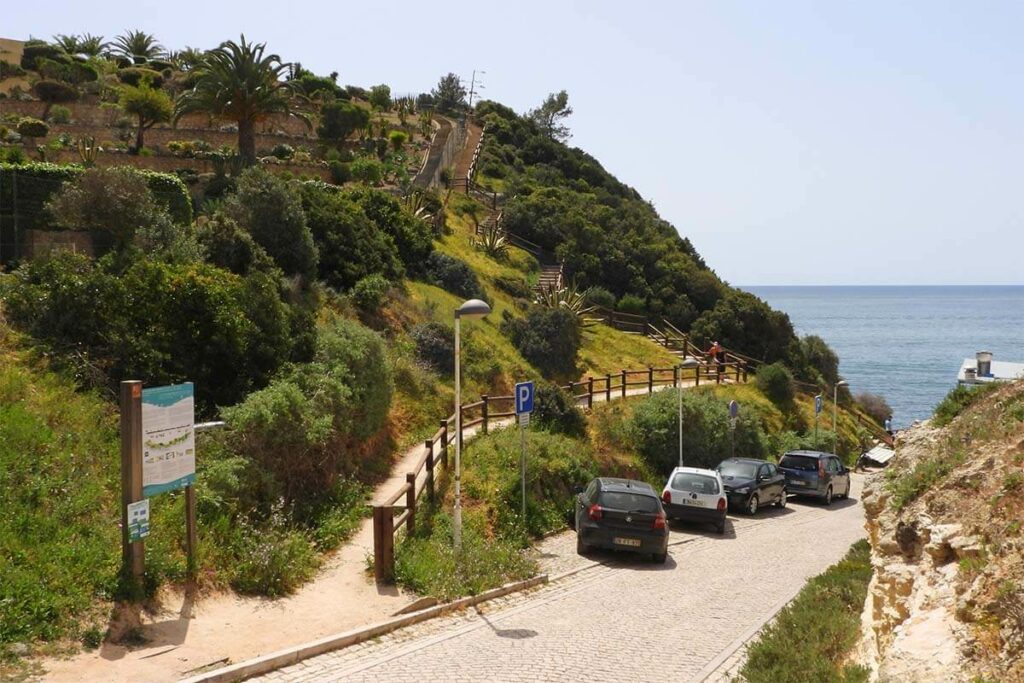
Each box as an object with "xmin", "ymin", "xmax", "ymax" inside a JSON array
[{"xmin": 255, "ymin": 477, "xmax": 866, "ymax": 683}]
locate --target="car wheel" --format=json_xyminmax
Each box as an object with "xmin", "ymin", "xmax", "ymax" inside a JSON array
[
  {"xmin": 576, "ymin": 532, "xmax": 589, "ymax": 556},
  {"xmin": 776, "ymin": 489, "xmax": 787, "ymax": 508},
  {"xmin": 652, "ymin": 551, "xmax": 668, "ymax": 564},
  {"xmin": 824, "ymin": 486, "xmax": 833, "ymax": 506},
  {"xmin": 716, "ymin": 520, "xmax": 726, "ymax": 534},
  {"xmin": 746, "ymin": 493, "xmax": 759, "ymax": 515}
]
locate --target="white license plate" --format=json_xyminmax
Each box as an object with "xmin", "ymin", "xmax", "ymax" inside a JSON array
[
  {"xmin": 792, "ymin": 480, "xmax": 809, "ymax": 486},
  {"xmin": 680, "ymin": 498, "xmax": 705, "ymax": 507},
  {"xmin": 614, "ymin": 537, "xmax": 641, "ymax": 547}
]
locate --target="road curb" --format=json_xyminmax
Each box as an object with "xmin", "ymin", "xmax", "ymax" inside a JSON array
[{"xmin": 178, "ymin": 574, "xmax": 548, "ymax": 683}]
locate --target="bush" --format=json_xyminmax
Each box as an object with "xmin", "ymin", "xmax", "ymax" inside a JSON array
[
  {"xmin": 2, "ymin": 252, "xmax": 292, "ymax": 414},
  {"xmin": 48, "ymin": 105, "xmax": 72, "ymax": 124},
  {"xmin": 423, "ymin": 252, "xmax": 486, "ymax": 300},
  {"xmin": 33, "ymin": 80, "xmax": 79, "ymax": 110},
  {"xmin": 502, "ymin": 307, "xmax": 580, "ymax": 378},
  {"xmin": 628, "ymin": 388, "xmax": 767, "ymax": 474},
  {"xmin": 932, "ymin": 382, "xmax": 1002, "ymax": 428},
  {"xmin": 351, "ymin": 274, "xmax": 390, "ymax": 311},
  {"xmin": 221, "ymin": 316, "xmax": 391, "ymax": 500},
  {"xmin": 225, "ymin": 509, "xmax": 319, "ymax": 597},
  {"xmin": 740, "ymin": 540, "xmax": 872, "ymax": 683},
  {"xmin": 16, "ymin": 117, "xmax": 49, "ymax": 138},
  {"xmin": 116, "ymin": 67, "xmax": 163, "ymax": 88},
  {"xmin": 532, "ymin": 381, "xmax": 587, "ymax": 437},
  {"xmin": 368, "ymin": 84, "xmax": 392, "ymax": 111},
  {"xmin": 350, "ymin": 156, "xmax": 384, "ymax": 184},
  {"xmin": 388, "ymin": 129, "xmax": 408, "ymax": 151},
  {"xmin": 616, "ymin": 293, "xmax": 646, "ymax": 315},
  {"xmin": 755, "ymin": 362, "xmax": 795, "ymax": 405},
  {"xmin": 327, "ymin": 160, "xmax": 350, "ymax": 184},
  {"xmin": 0, "ymin": 60, "xmax": 27, "ymax": 79},
  {"xmin": 343, "ymin": 187, "xmax": 435, "ymax": 273},
  {"xmin": 318, "ymin": 101, "xmax": 369, "ymax": 145},
  {"xmin": 493, "ymin": 274, "xmax": 532, "ymax": 299},
  {"xmin": 298, "ymin": 182, "xmax": 404, "ymax": 289},
  {"xmin": 584, "ymin": 286, "xmax": 616, "ymax": 310},
  {"xmin": 20, "ymin": 42, "xmax": 64, "ymax": 70},
  {"xmin": 410, "ymin": 321, "xmax": 455, "ymax": 375},
  {"xmin": 222, "ymin": 168, "xmax": 318, "ymax": 278},
  {"xmin": 196, "ymin": 213, "xmax": 274, "ymax": 275},
  {"xmin": 802, "ymin": 335, "xmax": 840, "ymax": 386},
  {"xmin": 270, "ymin": 143, "xmax": 294, "ymax": 160},
  {"xmin": 855, "ymin": 392, "xmax": 892, "ymax": 426}
]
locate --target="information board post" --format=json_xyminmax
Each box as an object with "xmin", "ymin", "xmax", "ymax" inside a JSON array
[
  {"xmin": 814, "ymin": 394, "xmax": 823, "ymax": 449},
  {"xmin": 729, "ymin": 400, "xmax": 739, "ymax": 459},
  {"xmin": 120, "ymin": 380, "xmax": 145, "ymax": 591},
  {"xmin": 515, "ymin": 381, "xmax": 535, "ymax": 520}
]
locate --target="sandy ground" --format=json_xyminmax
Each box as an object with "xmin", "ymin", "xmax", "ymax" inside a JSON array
[{"xmin": 37, "ymin": 381, "xmax": 702, "ymax": 682}]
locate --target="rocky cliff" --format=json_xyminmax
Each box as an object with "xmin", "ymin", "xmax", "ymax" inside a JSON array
[{"xmin": 856, "ymin": 381, "xmax": 1024, "ymax": 682}]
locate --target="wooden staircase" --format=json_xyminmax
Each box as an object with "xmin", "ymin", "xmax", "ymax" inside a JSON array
[{"xmin": 537, "ymin": 263, "xmax": 564, "ymax": 293}]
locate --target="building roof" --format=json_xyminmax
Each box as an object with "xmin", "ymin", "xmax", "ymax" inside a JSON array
[
  {"xmin": 861, "ymin": 444, "xmax": 895, "ymax": 465},
  {"xmin": 958, "ymin": 358, "xmax": 1024, "ymax": 384}
]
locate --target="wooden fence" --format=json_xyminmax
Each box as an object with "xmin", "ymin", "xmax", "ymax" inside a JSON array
[{"xmin": 371, "ymin": 358, "xmax": 747, "ymax": 581}]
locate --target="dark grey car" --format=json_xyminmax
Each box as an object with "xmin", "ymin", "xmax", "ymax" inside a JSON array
[
  {"xmin": 574, "ymin": 477, "xmax": 669, "ymax": 563},
  {"xmin": 717, "ymin": 458, "xmax": 788, "ymax": 515},
  {"xmin": 778, "ymin": 450, "xmax": 851, "ymax": 505}
]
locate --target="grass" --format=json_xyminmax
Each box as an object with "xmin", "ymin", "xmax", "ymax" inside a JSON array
[
  {"xmin": 885, "ymin": 442, "xmax": 967, "ymax": 509},
  {"xmin": 933, "ymin": 382, "xmax": 1002, "ymax": 428},
  {"xmin": 739, "ymin": 539, "xmax": 873, "ymax": 683}
]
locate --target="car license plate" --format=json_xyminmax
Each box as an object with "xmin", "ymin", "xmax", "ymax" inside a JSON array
[
  {"xmin": 793, "ymin": 480, "xmax": 808, "ymax": 486},
  {"xmin": 681, "ymin": 498, "xmax": 704, "ymax": 507},
  {"xmin": 614, "ymin": 537, "xmax": 641, "ymax": 547}
]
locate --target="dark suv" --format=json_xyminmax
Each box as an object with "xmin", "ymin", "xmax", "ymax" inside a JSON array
[
  {"xmin": 574, "ymin": 477, "xmax": 669, "ymax": 563},
  {"xmin": 778, "ymin": 450, "xmax": 851, "ymax": 505}
]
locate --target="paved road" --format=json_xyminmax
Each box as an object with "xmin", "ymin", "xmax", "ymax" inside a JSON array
[{"xmin": 255, "ymin": 477, "xmax": 866, "ymax": 683}]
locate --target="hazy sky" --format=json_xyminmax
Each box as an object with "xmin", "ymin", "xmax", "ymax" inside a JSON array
[{"xmin": 8, "ymin": 2, "xmax": 1023, "ymax": 285}]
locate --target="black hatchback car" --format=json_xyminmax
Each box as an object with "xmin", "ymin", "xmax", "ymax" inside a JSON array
[
  {"xmin": 574, "ymin": 477, "xmax": 669, "ymax": 563},
  {"xmin": 716, "ymin": 458, "xmax": 787, "ymax": 515},
  {"xmin": 778, "ymin": 450, "xmax": 851, "ymax": 505}
]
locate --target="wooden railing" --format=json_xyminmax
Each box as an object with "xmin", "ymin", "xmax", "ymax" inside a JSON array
[{"xmin": 371, "ymin": 357, "xmax": 747, "ymax": 582}]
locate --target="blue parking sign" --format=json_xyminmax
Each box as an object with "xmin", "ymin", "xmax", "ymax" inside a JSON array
[
  {"xmin": 515, "ymin": 381, "xmax": 535, "ymax": 415},
  {"xmin": 815, "ymin": 395, "xmax": 823, "ymax": 415}
]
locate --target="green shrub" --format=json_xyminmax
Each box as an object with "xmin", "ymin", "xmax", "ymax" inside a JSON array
[
  {"xmin": 628, "ymin": 388, "xmax": 767, "ymax": 474},
  {"xmin": 225, "ymin": 509, "xmax": 319, "ymax": 597},
  {"xmin": 493, "ymin": 274, "xmax": 532, "ymax": 299},
  {"xmin": 755, "ymin": 362, "xmax": 795, "ymax": 405},
  {"xmin": 584, "ymin": 286, "xmax": 616, "ymax": 310},
  {"xmin": 350, "ymin": 156, "xmax": 384, "ymax": 184},
  {"xmin": 932, "ymin": 383, "xmax": 1002, "ymax": 427},
  {"xmin": 532, "ymin": 381, "xmax": 586, "ymax": 437},
  {"xmin": 0, "ymin": 60, "xmax": 27, "ymax": 79},
  {"xmin": 196, "ymin": 214, "xmax": 275, "ymax": 275},
  {"xmin": 33, "ymin": 80, "xmax": 79, "ymax": 113},
  {"xmin": 20, "ymin": 42, "xmax": 64, "ymax": 70},
  {"xmin": 270, "ymin": 143, "xmax": 294, "ymax": 160},
  {"xmin": 0, "ymin": 147, "xmax": 26, "ymax": 165},
  {"xmin": 327, "ymin": 160, "xmax": 350, "ymax": 184},
  {"xmin": 502, "ymin": 307, "xmax": 580, "ymax": 379},
  {"xmin": 222, "ymin": 168, "xmax": 318, "ymax": 278},
  {"xmin": 16, "ymin": 117, "xmax": 49, "ymax": 138},
  {"xmin": 1, "ymin": 252, "xmax": 292, "ymax": 414},
  {"xmin": 343, "ymin": 186, "xmax": 434, "ymax": 273},
  {"xmin": 410, "ymin": 321, "xmax": 454, "ymax": 375},
  {"xmin": 740, "ymin": 540, "xmax": 872, "ymax": 683},
  {"xmin": 351, "ymin": 274, "xmax": 390, "ymax": 311},
  {"xmin": 221, "ymin": 316, "xmax": 391, "ymax": 500},
  {"xmin": 293, "ymin": 71, "xmax": 347, "ymax": 100},
  {"xmin": 616, "ymin": 293, "xmax": 646, "ymax": 315},
  {"xmin": 116, "ymin": 67, "xmax": 163, "ymax": 88},
  {"xmin": 48, "ymin": 105, "xmax": 72, "ymax": 124},
  {"xmin": 424, "ymin": 252, "xmax": 486, "ymax": 300},
  {"xmin": 317, "ymin": 101, "xmax": 369, "ymax": 146},
  {"xmin": 368, "ymin": 84, "xmax": 392, "ymax": 111},
  {"xmin": 388, "ymin": 129, "xmax": 408, "ymax": 151},
  {"xmin": 298, "ymin": 182, "xmax": 403, "ymax": 290}
]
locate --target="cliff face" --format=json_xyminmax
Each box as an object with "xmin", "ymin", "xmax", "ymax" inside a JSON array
[{"xmin": 856, "ymin": 381, "xmax": 1024, "ymax": 682}]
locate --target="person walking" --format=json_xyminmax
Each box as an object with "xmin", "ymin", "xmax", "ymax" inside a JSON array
[{"xmin": 708, "ymin": 341, "xmax": 724, "ymax": 380}]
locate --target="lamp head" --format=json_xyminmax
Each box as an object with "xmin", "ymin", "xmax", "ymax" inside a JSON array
[
  {"xmin": 456, "ymin": 299, "xmax": 491, "ymax": 319},
  {"xmin": 680, "ymin": 357, "xmax": 701, "ymax": 369}
]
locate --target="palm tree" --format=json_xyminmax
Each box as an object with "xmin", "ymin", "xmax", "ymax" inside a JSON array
[
  {"xmin": 52, "ymin": 34, "xmax": 82, "ymax": 55},
  {"xmin": 174, "ymin": 36, "xmax": 307, "ymax": 165},
  {"xmin": 112, "ymin": 30, "xmax": 165, "ymax": 64},
  {"xmin": 78, "ymin": 34, "xmax": 109, "ymax": 57}
]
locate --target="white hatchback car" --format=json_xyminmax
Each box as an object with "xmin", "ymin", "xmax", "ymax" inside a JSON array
[{"xmin": 660, "ymin": 466, "xmax": 728, "ymax": 534}]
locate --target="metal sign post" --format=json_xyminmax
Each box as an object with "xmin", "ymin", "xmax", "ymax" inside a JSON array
[
  {"xmin": 728, "ymin": 400, "xmax": 739, "ymax": 458},
  {"xmin": 515, "ymin": 381, "xmax": 535, "ymax": 520},
  {"xmin": 814, "ymin": 394, "xmax": 823, "ymax": 449}
]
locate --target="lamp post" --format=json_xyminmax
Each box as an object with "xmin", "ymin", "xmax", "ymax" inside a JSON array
[
  {"xmin": 453, "ymin": 298, "xmax": 491, "ymax": 550},
  {"xmin": 833, "ymin": 380, "xmax": 849, "ymax": 455},
  {"xmin": 678, "ymin": 357, "xmax": 701, "ymax": 467}
]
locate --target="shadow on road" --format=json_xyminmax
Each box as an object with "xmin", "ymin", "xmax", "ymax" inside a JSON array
[
  {"xmin": 582, "ymin": 548, "xmax": 679, "ymax": 572},
  {"xmin": 475, "ymin": 608, "xmax": 538, "ymax": 639},
  {"xmin": 786, "ymin": 495, "xmax": 859, "ymax": 510}
]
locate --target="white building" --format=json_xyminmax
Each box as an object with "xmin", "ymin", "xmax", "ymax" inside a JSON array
[{"xmin": 957, "ymin": 351, "xmax": 1024, "ymax": 385}]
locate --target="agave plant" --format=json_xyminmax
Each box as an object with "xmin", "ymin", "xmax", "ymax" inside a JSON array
[
  {"xmin": 535, "ymin": 282, "xmax": 601, "ymax": 328},
  {"xmin": 112, "ymin": 30, "xmax": 165, "ymax": 64},
  {"xmin": 474, "ymin": 225, "xmax": 508, "ymax": 259},
  {"xmin": 77, "ymin": 135, "xmax": 100, "ymax": 166}
]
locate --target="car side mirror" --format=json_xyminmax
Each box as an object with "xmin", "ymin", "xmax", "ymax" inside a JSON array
[{"xmin": 573, "ymin": 485, "xmax": 584, "ymax": 495}]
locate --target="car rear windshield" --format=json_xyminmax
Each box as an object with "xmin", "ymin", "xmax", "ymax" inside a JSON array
[
  {"xmin": 780, "ymin": 455, "xmax": 819, "ymax": 471},
  {"xmin": 670, "ymin": 473, "xmax": 720, "ymax": 495},
  {"xmin": 718, "ymin": 462, "xmax": 757, "ymax": 478},
  {"xmin": 598, "ymin": 491, "xmax": 660, "ymax": 513}
]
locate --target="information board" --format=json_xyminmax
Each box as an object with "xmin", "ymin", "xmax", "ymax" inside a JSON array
[{"xmin": 142, "ymin": 383, "xmax": 196, "ymax": 497}]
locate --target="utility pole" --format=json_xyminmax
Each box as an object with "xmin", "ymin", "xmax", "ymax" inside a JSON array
[{"xmin": 466, "ymin": 70, "xmax": 485, "ymax": 109}]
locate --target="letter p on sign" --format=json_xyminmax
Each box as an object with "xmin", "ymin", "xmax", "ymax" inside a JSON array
[{"xmin": 515, "ymin": 381, "xmax": 534, "ymax": 415}]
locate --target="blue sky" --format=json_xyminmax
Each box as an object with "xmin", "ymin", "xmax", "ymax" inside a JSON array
[{"xmin": 8, "ymin": 1, "xmax": 1023, "ymax": 285}]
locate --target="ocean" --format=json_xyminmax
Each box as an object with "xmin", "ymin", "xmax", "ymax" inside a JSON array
[{"xmin": 743, "ymin": 286, "xmax": 1024, "ymax": 428}]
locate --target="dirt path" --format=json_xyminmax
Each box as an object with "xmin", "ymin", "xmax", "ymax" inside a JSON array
[
  {"xmin": 38, "ymin": 380, "xmax": 704, "ymax": 682},
  {"xmin": 452, "ymin": 121, "xmax": 483, "ymax": 181}
]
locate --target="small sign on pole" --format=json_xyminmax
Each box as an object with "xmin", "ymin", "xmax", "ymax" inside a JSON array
[
  {"xmin": 728, "ymin": 400, "xmax": 739, "ymax": 457},
  {"xmin": 515, "ymin": 381, "xmax": 535, "ymax": 519},
  {"xmin": 127, "ymin": 499, "xmax": 150, "ymax": 543},
  {"xmin": 815, "ymin": 395, "xmax": 823, "ymax": 415}
]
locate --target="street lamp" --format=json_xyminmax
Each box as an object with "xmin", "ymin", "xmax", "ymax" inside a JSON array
[
  {"xmin": 678, "ymin": 357, "xmax": 701, "ymax": 467},
  {"xmin": 453, "ymin": 298, "xmax": 491, "ymax": 550},
  {"xmin": 833, "ymin": 380, "xmax": 849, "ymax": 455}
]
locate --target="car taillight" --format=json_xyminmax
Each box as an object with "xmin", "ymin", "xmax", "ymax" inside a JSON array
[
  {"xmin": 588, "ymin": 504, "xmax": 603, "ymax": 521},
  {"xmin": 652, "ymin": 511, "xmax": 666, "ymax": 530},
  {"xmin": 716, "ymin": 497, "xmax": 726, "ymax": 512},
  {"xmin": 662, "ymin": 490, "xmax": 671, "ymax": 505},
  {"xmin": 818, "ymin": 461, "xmax": 826, "ymax": 478}
]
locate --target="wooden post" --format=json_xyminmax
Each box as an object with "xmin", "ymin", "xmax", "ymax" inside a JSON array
[
  {"xmin": 587, "ymin": 377, "xmax": 594, "ymax": 409},
  {"xmin": 621, "ymin": 370, "xmax": 627, "ymax": 398},
  {"xmin": 695, "ymin": 365, "xmax": 701, "ymax": 387},
  {"xmin": 605, "ymin": 374, "xmax": 612, "ymax": 402},
  {"xmin": 457, "ymin": 406, "xmax": 464, "ymax": 458},
  {"xmin": 440, "ymin": 420, "xmax": 449, "ymax": 469},
  {"xmin": 373, "ymin": 506, "xmax": 395, "ymax": 583},
  {"xmin": 119, "ymin": 380, "xmax": 144, "ymax": 591},
  {"xmin": 481, "ymin": 395, "xmax": 489, "ymax": 434},
  {"xmin": 185, "ymin": 485, "xmax": 197, "ymax": 580},
  {"xmin": 648, "ymin": 367, "xmax": 654, "ymax": 394},
  {"xmin": 742, "ymin": 362, "xmax": 748, "ymax": 383},
  {"xmin": 405, "ymin": 473, "xmax": 416, "ymax": 534},
  {"xmin": 425, "ymin": 440, "xmax": 435, "ymax": 503}
]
